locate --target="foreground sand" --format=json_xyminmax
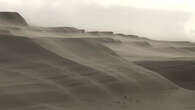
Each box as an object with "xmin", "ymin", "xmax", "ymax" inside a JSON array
[{"xmin": 0, "ymin": 12, "xmax": 195, "ymax": 110}]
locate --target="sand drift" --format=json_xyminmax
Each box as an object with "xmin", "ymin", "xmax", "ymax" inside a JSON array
[{"xmin": 0, "ymin": 12, "xmax": 195, "ymax": 110}]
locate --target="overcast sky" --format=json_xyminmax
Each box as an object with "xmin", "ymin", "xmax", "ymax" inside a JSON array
[{"xmin": 0, "ymin": 0, "xmax": 195, "ymax": 41}]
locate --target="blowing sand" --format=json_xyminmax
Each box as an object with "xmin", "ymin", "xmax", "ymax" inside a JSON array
[{"xmin": 0, "ymin": 12, "xmax": 195, "ymax": 110}]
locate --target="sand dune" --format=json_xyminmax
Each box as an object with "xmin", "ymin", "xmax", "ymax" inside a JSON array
[
  {"xmin": 0, "ymin": 12, "xmax": 195, "ymax": 110},
  {"xmin": 105, "ymin": 35, "xmax": 195, "ymax": 61},
  {"xmin": 0, "ymin": 12, "xmax": 28, "ymax": 26},
  {"xmin": 135, "ymin": 61, "xmax": 195, "ymax": 90}
]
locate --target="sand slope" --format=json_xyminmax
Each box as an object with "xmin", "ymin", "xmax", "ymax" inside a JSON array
[
  {"xmin": 0, "ymin": 12, "xmax": 195, "ymax": 110},
  {"xmin": 0, "ymin": 34, "xmax": 194, "ymax": 110},
  {"xmin": 135, "ymin": 61, "xmax": 195, "ymax": 90}
]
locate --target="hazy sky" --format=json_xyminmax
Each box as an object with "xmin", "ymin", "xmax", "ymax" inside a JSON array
[{"xmin": 0, "ymin": 0, "xmax": 195, "ymax": 41}]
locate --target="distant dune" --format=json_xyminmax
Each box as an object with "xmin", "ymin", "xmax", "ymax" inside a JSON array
[
  {"xmin": 0, "ymin": 12, "xmax": 195, "ymax": 110},
  {"xmin": 47, "ymin": 27, "xmax": 85, "ymax": 34}
]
